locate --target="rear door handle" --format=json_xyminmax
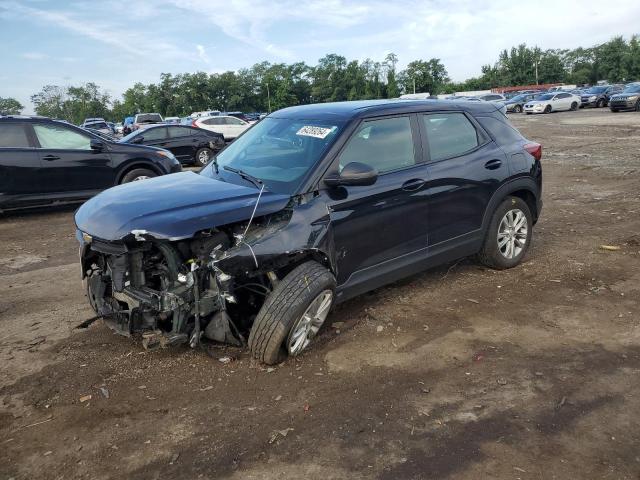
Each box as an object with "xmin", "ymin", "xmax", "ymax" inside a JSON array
[
  {"xmin": 484, "ymin": 159, "xmax": 502, "ymax": 170},
  {"xmin": 42, "ymin": 155, "xmax": 60, "ymax": 161},
  {"xmin": 402, "ymin": 178, "xmax": 426, "ymax": 191}
]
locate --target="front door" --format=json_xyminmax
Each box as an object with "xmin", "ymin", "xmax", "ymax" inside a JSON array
[
  {"xmin": 31, "ymin": 122, "xmax": 114, "ymax": 194},
  {"xmin": 324, "ymin": 115, "xmax": 430, "ymax": 287}
]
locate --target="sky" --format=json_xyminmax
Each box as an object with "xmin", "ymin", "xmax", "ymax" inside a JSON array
[{"xmin": 1, "ymin": 0, "xmax": 639, "ymax": 113}]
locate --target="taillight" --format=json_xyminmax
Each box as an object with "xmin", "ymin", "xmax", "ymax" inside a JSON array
[
  {"xmin": 192, "ymin": 120, "xmax": 198, "ymax": 128},
  {"xmin": 524, "ymin": 142, "xmax": 542, "ymax": 161}
]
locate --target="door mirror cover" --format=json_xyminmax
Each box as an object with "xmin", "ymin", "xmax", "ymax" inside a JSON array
[
  {"xmin": 90, "ymin": 139, "xmax": 104, "ymax": 151},
  {"xmin": 324, "ymin": 161, "xmax": 378, "ymax": 187}
]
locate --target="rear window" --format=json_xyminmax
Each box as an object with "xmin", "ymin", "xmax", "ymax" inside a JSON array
[
  {"xmin": 477, "ymin": 116, "xmax": 524, "ymax": 147},
  {"xmin": 136, "ymin": 114, "xmax": 163, "ymax": 123},
  {"xmin": 0, "ymin": 123, "xmax": 31, "ymax": 148}
]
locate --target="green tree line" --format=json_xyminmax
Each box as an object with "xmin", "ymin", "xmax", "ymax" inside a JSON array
[{"xmin": 3, "ymin": 34, "xmax": 637, "ymax": 123}]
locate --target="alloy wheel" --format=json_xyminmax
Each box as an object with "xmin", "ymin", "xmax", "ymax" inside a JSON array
[
  {"xmin": 198, "ymin": 150, "xmax": 210, "ymax": 165},
  {"xmin": 132, "ymin": 175, "xmax": 150, "ymax": 181},
  {"xmin": 497, "ymin": 209, "xmax": 528, "ymax": 259},
  {"xmin": 287, "ymin": 290, "xmax": 333, "ymax": 356}
]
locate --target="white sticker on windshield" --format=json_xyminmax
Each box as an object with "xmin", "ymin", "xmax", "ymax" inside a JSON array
[{"xmin": 296, "ymin": 126, "xmax": 333, "ymax": 139}]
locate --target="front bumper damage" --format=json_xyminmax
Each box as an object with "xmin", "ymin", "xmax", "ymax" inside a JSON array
[{"xmin": 77, "ymin": 194, "xmax": 335, "ymax": 350}]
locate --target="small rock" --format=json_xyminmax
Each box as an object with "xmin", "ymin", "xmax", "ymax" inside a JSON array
[
  {"xmin": 43, "ymin": 451, "xmax": 52, "ymax": 456},
  {"xmin": 200, "ymin": 386, "xmax": 213, "ymax": 391},
  {"xmin": 218, "ymin": 356, "xmax": 231, "ymax": 364},
  {"xmin": 99, "ymin": 387, "xmax": 110, "ymax": 399},
  {"xmin": 169, "ymin": 453, "xmax": 180, "ymax": 464},
  {"xmin": 534, "ymin": 371, "xmax": 544, "ymax": 376},
  {"xmin": 274, "ymin": 395, "xmax": 282, "ymax": 401},
  {"xmin": 496, "ymin": 378, "xmax": 508, "ymax": 386},
  {"xmin": 466, "ymin": 298, "xmax": 480, "ymax": 304},
  {"xmin": 331, "ymin": 322, "xmax": 345, "ymax": 329},
  {"xmin": 79, "ymin": 395, "xmax": 92, "ymax": 403},
  {"xmin": 421, "ymin": 387, "xmax": 431, "ymax": 394},
  {"xmin": 266, "ymin": 367, "xmax": 275, "ymax": 373},
  {"xmin": 376, "ymin": 325, "xmax": 384, "ymax": 333}
]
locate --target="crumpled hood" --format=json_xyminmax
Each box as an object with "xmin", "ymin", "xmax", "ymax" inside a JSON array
[{"xmin": 75, "ymin": 171, "xmax": 291, "ymax": 241}]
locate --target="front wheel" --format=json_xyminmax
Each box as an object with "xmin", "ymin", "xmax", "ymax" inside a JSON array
[
  {"xmin": 611, "ymin": 108, "xmax": 619, "ymax": 113},
  {"xmin": 635, "ymin": 100, "xmax": 640, "ymax": 112},
  {"xmin": 195, "ymin": 147, "xmax": 213, "ymax": 167},
  {"xmin": 596, "ymin": 98, "xmax": 605, "ymax": 108},
  {"xmin": 121, "ymin": 168, "xmax": 157, "ymax": 183},
  {"xmin": 544, "ymin": 105, "xmax": 552, "ymax": 114},
  {"xmin": 570, "ymin": 102, "xmax": 578, "ymax": 111},
  {"xmin": 514, "ymin": 105, "xmax": 523, "ymax": 113},
  {"xmin": 248, "ymin": 261, "xmax": 336, "ymax": 364},
  {"xmin": 478, "ymin": 196, "xmax": 533, "ymax": 270}
]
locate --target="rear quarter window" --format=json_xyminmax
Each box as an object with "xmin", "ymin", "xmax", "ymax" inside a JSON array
[{"xmin": 476, "ymin": 116, "xmax": 525, "ymax": 148}]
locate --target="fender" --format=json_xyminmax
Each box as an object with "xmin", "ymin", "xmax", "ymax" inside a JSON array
[{"xmin": 480, "ymin": 177, "xmax": 541, "ymax": 234}]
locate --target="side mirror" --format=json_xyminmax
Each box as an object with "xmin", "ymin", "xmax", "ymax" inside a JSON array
[
  {"xmin": 324, "ymin": 161, "xmax": 378, "ymax": 187},
  {"xmin": 90, "ymin": 139, "xmax": 104, "ymax": 151}
]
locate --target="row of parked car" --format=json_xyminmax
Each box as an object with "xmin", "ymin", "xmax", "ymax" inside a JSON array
[{"xmin": 445, "ymin": 82, "xmax": 640, "ymax": 115}]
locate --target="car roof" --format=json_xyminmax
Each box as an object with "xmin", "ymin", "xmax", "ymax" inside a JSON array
[{"xmin": 271, "ymin": 99, "xmax": 502, "ymax": 121}]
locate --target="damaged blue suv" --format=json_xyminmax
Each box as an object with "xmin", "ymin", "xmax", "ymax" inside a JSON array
[{"xmin": 75, "ymin": 100, "xmax": 542, "ymax": 364}]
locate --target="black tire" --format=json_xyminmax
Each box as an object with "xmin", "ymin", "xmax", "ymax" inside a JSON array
[
  {"xmin": 195, "ymin": 147, "xmax": 213, "ymax": 167},
  {"xmin": 525, "ymin": 112, "xmax": 532, "ymax": 115},
  {"xmin": 248, "ymin": 261, "xmax": 336, "ymax": 365},
  {"xmin": 635, "ymin": 100, "xmax": 640, "ymax": 112},
  {"xmin": 611, "ymin": 108, "xmax": 619, "ymax": 113},
  {"xmin": 478, "ymin": 196, "xmax": 533, "ymax": 270},
  {"xmin": 544, "ymin": 105, "xmax": 552, "ymax": 114},
  {"xmin": 514, "ymin": 105, "xmax": 522, "ymax": 113},
  {"xmin": 596, "ymin": 98, "xmax": 605, "ymax": 108},
  {"xmin": 120, "ymin": 168, "xmax": 157, "ymax": 184},
  {"xmin": 570, "ymin": 102, "xmax": 578, "ymax": 111}
]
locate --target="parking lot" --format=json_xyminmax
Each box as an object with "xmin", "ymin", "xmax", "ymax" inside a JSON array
[{"xmin": 1, "ymin": 108, "xmax": 640, "ymax": 479}]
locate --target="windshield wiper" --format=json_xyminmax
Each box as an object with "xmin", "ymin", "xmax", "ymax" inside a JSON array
[{"xmin": 223, "ymin": 166, "xmax": 264, "ymax": 189}]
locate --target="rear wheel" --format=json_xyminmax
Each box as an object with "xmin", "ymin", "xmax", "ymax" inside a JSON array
[
  {"xmin": 514, "ymin": 105, "xmax": 523, "ymax": 113},
  {"xmin": 478, "ymin": 196, "xmax": 533, "ymax": 270},
  {"xmin": 544, "ymin": 105, "xmax": 552, "ymax": 114},
  {"xmin": 248, "ymin": 261, "xmax": 336, "ymax": 365},
  {"xmin": 121, "ymin": 168, "xmax": 157, "ymax": 183},
  {"xmin": 195, "ymin": 147, "xmax": 213, "ymax": 167}
]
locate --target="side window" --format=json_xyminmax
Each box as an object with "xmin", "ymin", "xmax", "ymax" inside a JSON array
[
  {"xmin": 422, "ymin": 113, "xmax": 480, "ymax": 162},
  {"xmin": 338, "ymin": 116, "xmax": 415, "ymax": 174},
  {"xmin": 168, "ymin": 127, "xmax": 189, "ymax": 138},
  {"xmin": 557, "ymin": 93, "xmax": 569, "ymax": 99},
  {"xmin": 141, "ymin": 127, "xmax": 167, "ymax": 141},
  {"xmin": 204, "ymin": 118, "xmax": 222, "ymax": 126},
  {"xmin": 227, "ymin": 117, "xmax": 244, "ymax": 125},
  {"xmin": 0, "ymin": 123, "xmax": 32, "ymax": 148},
  {"xmin": 477, "ymin": 116, "xmax": 524, "ymax": 147},
  {"xmin": 33, "ymin": 124, "xmax": 90, "ymax": 150}
]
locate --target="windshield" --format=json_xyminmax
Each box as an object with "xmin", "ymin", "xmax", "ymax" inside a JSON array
[
  {"xmin": 585, "ymin": 86, "xmax": 607, "ymax": 94},
  {"xmin": 537, "ymin": 94, "xmax": 554, "ymax": 101},
  {"xmin": 119, "ymin": 129, "xmax": 142, "ymax": 143},
  {"xmin": 623, "ymin": 85, "xmax": 640, "ymax": 93},
  {"xmin": 200, "ymin": 117, "xmax": 344, "ymax": 194}
]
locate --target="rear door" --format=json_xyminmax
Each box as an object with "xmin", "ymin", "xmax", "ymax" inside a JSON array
[
  {"xmin": 224, "ymin": 116, "xmax": 248, "ymax": 139},
  {"xmin": 166, "ymin": 126, "xmax": 196, "ymax": 161},
  {"xmin": 137, "ymin": 127, "xmax": 169, "ymax": 150},
  {"xmin": 420, "ymin": 111, "xmax": 509, "ymax": 248},
  {"xmin": 556, "ymin": 92, "xmax": 571, "ymax": 110},
  {"xmin": 32, "ymin": 122, "xmax": 114, "ymax": 194},
  {"xmin": 0, "ymin": 121, "xmax": 43, "ymax": 205}
]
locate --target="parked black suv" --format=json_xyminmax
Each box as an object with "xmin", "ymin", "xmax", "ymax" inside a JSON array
[
  {"xmin": 76, "ymin": 100, "xmax": 542, "ymax": 364},
  {"xmin": 580, "ymin": 85, "xmax": 623, "ymax": 108},
  {"xmin": 609, "ymin": 84, "xmax": 640, "ymax": 112},
  {"xmin": 120, "ymin": 124, "xmax": 225, "ymax": 167},
  {"xmin": 0, "ymin": 116, "xmax": 182, "ymax": 212}
]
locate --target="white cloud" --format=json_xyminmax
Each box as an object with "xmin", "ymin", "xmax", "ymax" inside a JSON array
[{"xmin": 196, "ymin": 44, "xmax": 210, "ymax": 64}]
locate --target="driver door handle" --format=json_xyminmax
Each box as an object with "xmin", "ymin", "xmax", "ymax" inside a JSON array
[
  {"xmin": 402, "ymin": 178, "xmax": 426, "ymax": 191},
  {"xmin": 42, "ymin": 155, "xmax": 60, "ymax": 161}
]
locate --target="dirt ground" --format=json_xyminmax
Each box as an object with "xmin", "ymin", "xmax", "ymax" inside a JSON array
[{"xmin": 1, "ymin": 109, "xmax": 640, "ymax": 480}]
